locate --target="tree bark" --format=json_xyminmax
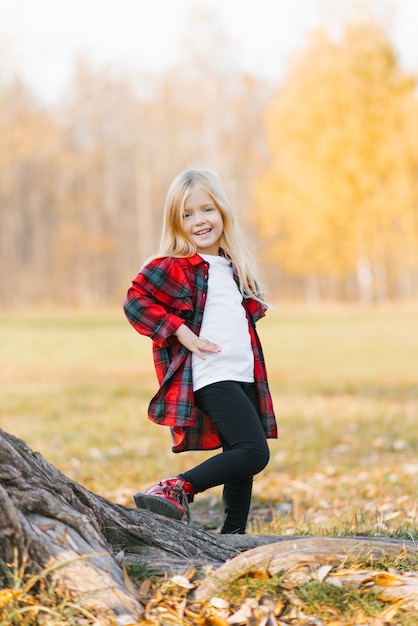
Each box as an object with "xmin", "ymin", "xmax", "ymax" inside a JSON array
[
  {"xmin": 1, "ymin": 429, "xmax": 416, "ymax": 622},
  {"xmin": 0, "ymin": 429, "xmax": 240, "ymax": 622},
  {"xmin": 194, "ymin": 536, "xmax": 418, "ymax": 603}
]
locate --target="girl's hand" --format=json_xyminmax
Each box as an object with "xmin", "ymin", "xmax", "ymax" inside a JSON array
[{"xmin": 174, "ymin": 324, "xmax": 221, "ymax": 360}]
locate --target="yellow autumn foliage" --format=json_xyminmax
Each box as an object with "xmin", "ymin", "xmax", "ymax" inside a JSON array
[{"xmin": 254, "ymin": 21, "xmax": 418, "ymax": 297}]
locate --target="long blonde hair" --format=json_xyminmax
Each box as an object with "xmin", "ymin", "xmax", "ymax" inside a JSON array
[{"xmin": 157, "ymin": 168, "xmax": 265, "ymax": 303}]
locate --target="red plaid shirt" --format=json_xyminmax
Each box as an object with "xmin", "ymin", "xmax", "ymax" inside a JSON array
[{"xmin": 124, "ymin": 253, "xmax": 277, "ymax": 452}]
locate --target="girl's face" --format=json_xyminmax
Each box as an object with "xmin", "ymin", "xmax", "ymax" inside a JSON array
[{"xmin": 182, "ymin": 187, "xmax": 224, "ymax": 256}]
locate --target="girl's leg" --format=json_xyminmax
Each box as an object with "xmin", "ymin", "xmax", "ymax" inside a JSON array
[
  {"xmin": 220, "ymin": 476, "xmax": 253, "ymax": 533},
  {"xmin": 181, "ymin": 381, "xmax": 270, "ymax": 533}
]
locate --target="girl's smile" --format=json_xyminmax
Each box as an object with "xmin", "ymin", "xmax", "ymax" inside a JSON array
[{"xmin": 183, "ymin": 187, "xmax": 223, "ymax": 255}]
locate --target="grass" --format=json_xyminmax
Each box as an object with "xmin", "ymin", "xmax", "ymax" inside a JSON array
[
  {"xmin": 0, "ymin": 552, "xmax": 97, "ymax": 625},
  {"xmin": 1, "ymin": 306, "xmax": 417, "ymax": 624},
  {"xmin": 1, "ymin": 306, "xmax": 417, "ymax": 533},
  {"xmin": 223, "ymin": 575, "xmax": 384, "ymax": 621},
  {"xmin": 295, "ymin": 581, "xmax": 384, "ymax": 621}
]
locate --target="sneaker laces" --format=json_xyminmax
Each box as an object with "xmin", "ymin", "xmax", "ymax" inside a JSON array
[{"xmin": 163, "ymin": 481, "xmax": 191, "ymax": 524}]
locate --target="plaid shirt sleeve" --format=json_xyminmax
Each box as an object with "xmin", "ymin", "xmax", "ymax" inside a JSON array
[{"xmin": 124, "ymin": 256, "xmax": 194, "ymax": 348}]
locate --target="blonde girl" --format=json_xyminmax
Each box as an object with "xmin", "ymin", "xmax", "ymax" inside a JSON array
[{"xmin": 124, "ymin": 167, "xmax": 277, "ymax": 534}]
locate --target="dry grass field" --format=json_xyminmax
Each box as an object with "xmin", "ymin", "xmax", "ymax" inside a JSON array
[
  {"xmin": 1, "ymin": 306, "xmax": 417, "ymax": 624},
  {"xmin": 1, "ymin": 306, "xmax": 417, "ymax": 535}
]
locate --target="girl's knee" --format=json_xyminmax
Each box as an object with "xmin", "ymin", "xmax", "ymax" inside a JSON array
[
  {"xmin": 259, "ymin": 443, "xmax": 270, "ymax": 471},
  {"xmin": 248, "ymin": 442, "xmax": 270, "ymax": 474}
]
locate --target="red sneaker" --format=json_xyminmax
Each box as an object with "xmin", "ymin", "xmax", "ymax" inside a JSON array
[{"xmin": 134, "ymin": 478, "xmax": 195, "ymax": 521}]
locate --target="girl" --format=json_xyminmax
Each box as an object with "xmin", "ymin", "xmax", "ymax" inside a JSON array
[{"xmin": 124, "ymin": 168, "xmax": 277, "ymax": 534}]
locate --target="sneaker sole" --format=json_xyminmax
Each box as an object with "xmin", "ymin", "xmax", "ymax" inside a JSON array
[{"xmin": 134, "ymin": 493, "xmax": 182, "ymax": 520}]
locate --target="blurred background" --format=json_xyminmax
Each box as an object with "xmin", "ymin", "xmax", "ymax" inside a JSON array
[
  {"xmin": 1, "ymin": 2, "xmax": 417, "ymax": 542},
  {"xmin": 0, "ymin": 0, "xmax": 417, "ymax": 306}
]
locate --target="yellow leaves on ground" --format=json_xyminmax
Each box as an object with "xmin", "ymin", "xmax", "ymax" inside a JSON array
[
  {"xmin": 131, "ymin": 555, "xmax": 418, "ymax": 626},
  {"xmin": 0, "ymin": 589, "xmax": 23, "ymax": 609},
  {"xmin": 327, "ymin": 568, "xmax": 418, "ymax": 607}
]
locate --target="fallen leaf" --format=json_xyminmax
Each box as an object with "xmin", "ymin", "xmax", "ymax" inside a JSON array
[{"xmin": 317, "ymin": 564, "xmax": 333, "ymax": 583}]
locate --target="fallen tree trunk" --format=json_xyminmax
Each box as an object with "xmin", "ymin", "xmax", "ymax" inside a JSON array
[
  {"xmin": 194, "ymin": 536, "xmax": 418, "ymax": 603},
  {"xmin": 1, "ymin": 429, "xmax": 416, "ymax": 622},
  {"xmin": 0, "ymin": 429, "xmax": 237, "ymax": 623}
]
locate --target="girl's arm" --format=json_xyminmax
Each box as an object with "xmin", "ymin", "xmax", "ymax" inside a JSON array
[
  {"xmin": 124, "ymin": 284, "xmax": 184, "ymax": 347},
  {"xmin": 124, "ymin": 256, "xmax": 220, "ymax": 358},
  {"xmin": 124, "ymin": 257, "xmax": 190, "ymax": 347}
]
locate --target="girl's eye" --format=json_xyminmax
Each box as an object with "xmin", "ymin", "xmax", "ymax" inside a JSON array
[
  {"xmin": 204, "ymin": 207, "xmax": 214, "ymax": 212},
  {"xmin": 183, "ymin": 212, "xmax": 191, "ymax": 219}
]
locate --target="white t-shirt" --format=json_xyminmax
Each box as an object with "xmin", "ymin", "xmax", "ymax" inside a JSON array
[{"xmin": 192, "ymin": 254, "xmax": 254, "ymax": 391}]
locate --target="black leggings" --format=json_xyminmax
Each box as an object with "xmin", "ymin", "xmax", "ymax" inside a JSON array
[{"xmin": 180, "ymin": 380, "xmax": 270, "ymax": 534}]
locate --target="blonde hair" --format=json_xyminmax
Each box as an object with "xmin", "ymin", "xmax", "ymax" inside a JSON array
[{"xmin": 157, "ymin": 168, "xmax": 265, "ymax": 303}]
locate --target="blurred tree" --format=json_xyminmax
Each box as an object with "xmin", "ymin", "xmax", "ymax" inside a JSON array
[
  {"xmin": 0, "ymin": 6, "xmax": 269, "ymax": 306},
  {"xmin": 6, "ymin": 13, "xmax": 418, "ymax": 305},
  {"xmin": 254, "ymin": 21, "xmax": 418, "ymax": 301},
  {"xmin": 0, "ymin": 75, "xmax": 59, "ymax": 304},
  {"xmin": 50, "ymin": 59, "xmax": 147, "ymax": 304},
  {"xmin": 48, "ymin": 6, "xmax": 268, "ymax": 305}
]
